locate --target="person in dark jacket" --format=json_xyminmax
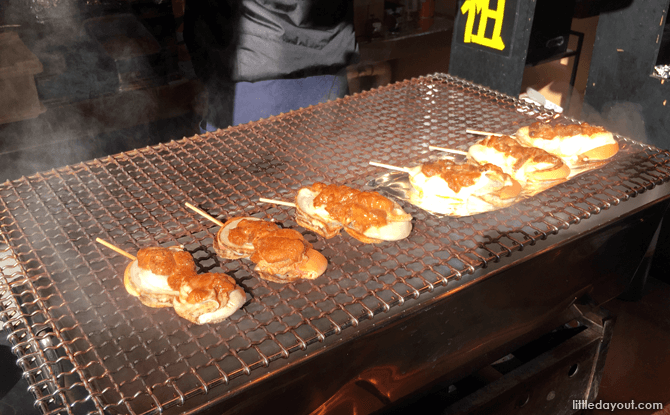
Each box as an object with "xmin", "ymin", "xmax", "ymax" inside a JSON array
[{"xmin": 184, "ymin": 0, "xmax": 358, "ymax": 130}]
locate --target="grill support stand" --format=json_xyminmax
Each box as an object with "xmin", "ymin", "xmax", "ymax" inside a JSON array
[{"xmin": 439, "ymin": 305, "xmax": 615, "ymax": 415}]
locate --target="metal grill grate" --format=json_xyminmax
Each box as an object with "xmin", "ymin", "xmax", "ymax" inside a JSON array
[{"xmin": 1, "ymin": 74, "xmax": 669, "ymax": 415}]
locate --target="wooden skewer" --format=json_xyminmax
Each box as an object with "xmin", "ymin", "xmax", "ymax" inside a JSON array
[
  {"xmin": 466, "ymin": 129, "xmax": 503, "ymax": 137},
  {"xmin": 185, "ymin": 202, "xmax": 225, "ymax": 228},
  {"xmin": 369, "ymin": 161, "xmax": 411, "ymax": 173},
  {"xmin": 96, "ymin": 238, "xmax": 136, "ymax": 261},
  {"xmin": 258, "ymin": 198, "xmax": 297, "ymax": 208},
  {"xmin": 428, "ymin": 146, "xmax": 468, "ymax": 156}
]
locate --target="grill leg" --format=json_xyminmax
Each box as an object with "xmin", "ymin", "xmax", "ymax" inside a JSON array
[{"xmin": 618, "ymin": 216, "xmax": 664, "ymax": 302}]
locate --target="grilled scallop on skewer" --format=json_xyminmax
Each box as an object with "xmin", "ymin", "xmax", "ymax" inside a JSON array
[
  {"xmin": 467, "ymin": 134, "xmax": 571, "ymax": 185},
  {"xmin": 123, "ymin": 246, "xmax": 194, "ymax": 308},
  {"xmin": 515, "ymin": 122, "xmax": 619, "ymax": 165},
  {"xmin": 214, "ymin": 217, "xmax": 280, "ymax": 260},
  {"xmin": 407, "ymin": 159, "xmax": 521, "ymax": 209},
  {"xmin": 214, "ymin": 217, "xmax": 328, "ymax": 283},
  {"xmin": 184, "ymin": 203, "xmax": 328, "ymax": 283},
  {"xmin": 105, "ymin": 241, "xmax": 245, "ymax": 324},
  {"xmin": 295, "ymin": 182, "xmax": 412, "ymax": 244},
  {"xmin": 370, "ymin": 159, "xmax": 522, "ymax": 216},
  {"xmin": 120, "ymin": 208, "xmax": 248, "ymax": 324},
  {"xmin": 249, "ymin": 228, "xmax": 328, "ymax": 283}
]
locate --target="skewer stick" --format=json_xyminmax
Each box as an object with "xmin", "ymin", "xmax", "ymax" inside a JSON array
[
  {"xmin": 428, "ymin": 146, "xmax": 468, "ymax": 156},
  {"xmin": 369, "ymin": 161, "xmax": 410, "ymax": 173},
  {"xmin": 185, "ymin": 202, "xmax": 225, "ymax": 228},
  {"xmin": 258, "ymin": 198, "xmax": 297, "ymax": 208},
  {"xmin": 96, "ymin": 238, "xmax": 136, "ymax": 261},
  {"xmin": 466, "ymin": 129, "xmax": 503, "ymax": 137}
]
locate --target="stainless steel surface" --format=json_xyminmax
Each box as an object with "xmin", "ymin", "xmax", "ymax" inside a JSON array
[{"xmin": 0, "ymin": 73, "xmax": 669, "ymax": 415}]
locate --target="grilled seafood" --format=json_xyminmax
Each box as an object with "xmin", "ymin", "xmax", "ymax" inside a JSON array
[
  {"xmin": 215, "ymin": 217, "xmax": 328, "ymax": 283},
  {"xmin": 214, "ymin": 217, "xmax": 280, "ymax": 260},
  {"xmin": 468, "ymin": 134, "xmax": 570, "ymax": 184},
  {"xmin": 295, "ymin": 182, "xmax": 412, "ymax": 243},
  {"xmin": 124, "ymin": 246, "xmax": 195, "ymax": 308},
  {"xmin": 515, "ymin": 122, "xmax": 618, "ymax": 166},
  {"xmin": 123, "ymin": 246, "xmax": 245, "ymax": 323},
  {"xmin": 173, "ymin": 272, "xmax": 246, "ymax": 324},
  {"xmin": 407, "ymin": 159, "xmax": 521, "ymax": 215}
]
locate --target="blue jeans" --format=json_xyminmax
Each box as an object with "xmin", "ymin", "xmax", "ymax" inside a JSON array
[{"xmin": 200, "ymin": 73, "xmax": 348, "ymax": 132}]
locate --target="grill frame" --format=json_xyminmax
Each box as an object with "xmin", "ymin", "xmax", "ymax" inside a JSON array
[{"xmin": 1, "ymin": 73, "xmax": 669, "ymax": 415}]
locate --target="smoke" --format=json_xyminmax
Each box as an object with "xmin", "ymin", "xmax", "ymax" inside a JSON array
[
  {"xmin": 3, "ymin": 0, "xmax": 80, "ymax": 33},
  {"xmin": 581, "ymin": 101, "xmax": 648, "ymax": 145},
  {"xmin": 0, "ymin": 1, "xmax": 199, "ymax": 183},
  {"xmin": 542, "ymin": 79, "xmax": 651, "ymax": 145}
]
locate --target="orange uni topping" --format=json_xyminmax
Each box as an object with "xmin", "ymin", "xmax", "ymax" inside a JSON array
[
  {"xmin": 528, "ymin": 122, "xmax": 606, "ymax": 139},
  {"xmin": 421, "ymin": 160, "xmax": 503, "ymax": 193},
  {"xmin": 183, "ymin": 273, "xmax": 237, "ymax": 304},
  {"xmin": 479, "ymin": 135, "xmax": 562, "ymax": 169},
  {"xmin": 250, "ymin": 229, "xmax": 308, "ymax": 264},
  {"xmin": 311, "ymin": 183, "xmax": 393, "ymax": 231},
  {"xmin": 168, "ymin": 250, "xmax": 199, "ymax": 289},
  {"xmin": 137, "ymin": 247, "xmax": 197, "ymax": 290},
  {"xmin": 228, "ymin": 219, "xmax": 280, "ymax": 246}
]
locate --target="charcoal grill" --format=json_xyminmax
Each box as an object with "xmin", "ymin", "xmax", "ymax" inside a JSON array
[{"xmin": 1, "ymin": 74, "xmax": 669, "ymax": 415}]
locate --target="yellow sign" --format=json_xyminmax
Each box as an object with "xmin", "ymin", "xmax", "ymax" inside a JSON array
[{"xmin": 460, "ymin": 0, "xmax": 506, "ymax": 51}]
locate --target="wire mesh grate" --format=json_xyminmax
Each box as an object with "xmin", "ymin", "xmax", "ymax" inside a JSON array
[{"xmin": 0, "ymin": 74, "xmax": 669, "ymax": 414}]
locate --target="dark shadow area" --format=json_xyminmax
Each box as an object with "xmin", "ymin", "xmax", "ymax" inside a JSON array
[
  {"xmin": 0, "ymin": 111, "xmax": 200, "ymax": 182},
  {"xmin": 0, "ymin": 338, "xmax": 41, "ymax": 415},
  {"xmin": 0, "ymin": 345, "xmax": 22, "ymax": 400},
  {"xmin": 0, "ymin": 0, "xmax": 203, "ymax": 182},
  {"xmin": 573, "ymin": 0, "xmax": 635, "ymax": 18}
]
